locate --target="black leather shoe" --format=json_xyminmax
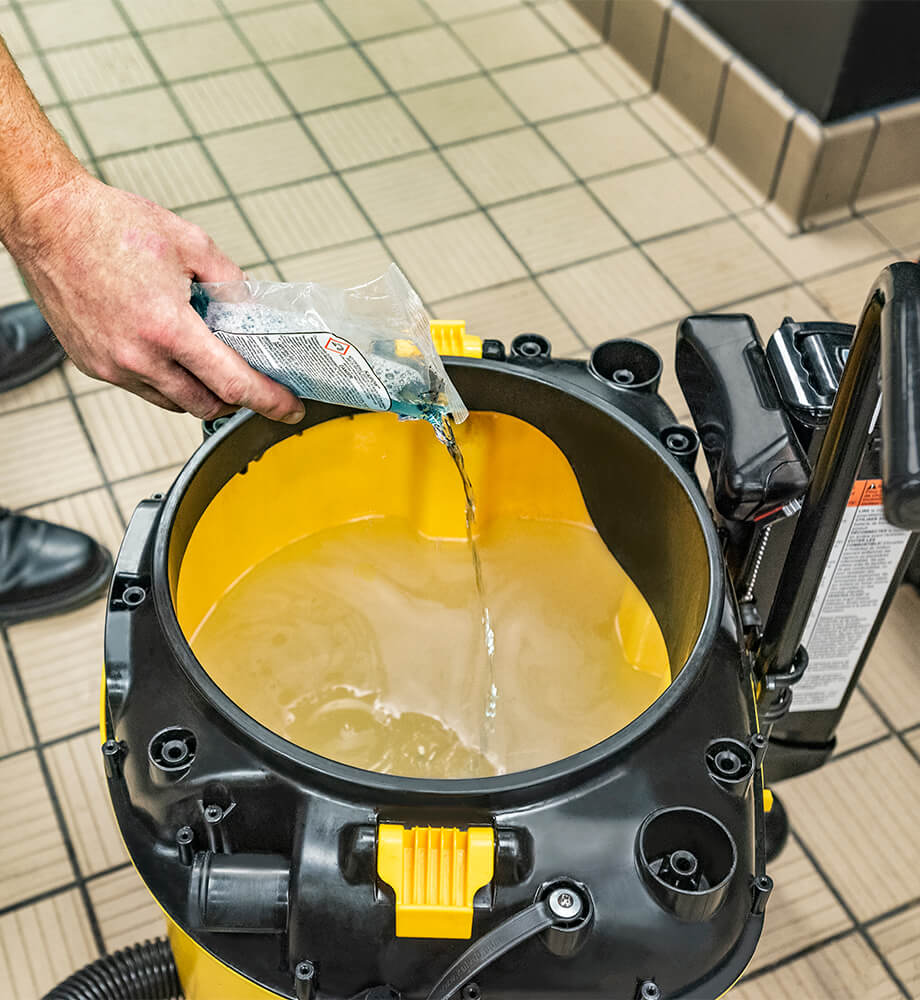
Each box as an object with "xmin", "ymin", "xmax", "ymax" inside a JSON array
[
  {"xmin": 0, "ymin": 510, "xmax": 112, "ymax": 624},
  {"xmin": 0, "ymin": 301, "xmax": 66, "ymax": 394}
]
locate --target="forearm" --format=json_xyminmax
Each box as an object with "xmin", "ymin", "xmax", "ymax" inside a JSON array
[{"xmin": 0, "ymin": 35, "xmax": 84, "ymax": 248}]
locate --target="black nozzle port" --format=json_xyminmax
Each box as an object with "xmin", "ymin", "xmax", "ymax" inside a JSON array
[
  {"xmin": 148, "ymin": 727, "xmax": 197, "ymax": 783},
  {"xmin": 705, "ymin": 737, "xmax": 755, "ymax": 795},
  {"xmin": 589, "ymin": 339, "xmax": 662, "ymax": 393},
  {"xmin": 511, "ymin": 333, "xmax": 551, "ymax": 361},
  {"xmin": 637, "ymin": 807, "xmax": 737, "ymax": 921}
]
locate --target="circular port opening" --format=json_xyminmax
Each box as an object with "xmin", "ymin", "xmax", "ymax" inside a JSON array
[
  {"xmin": 148, "ymin": 727, "xmax": 197, "ymax": 772},
  {"xmin": 589, "ymin": 339, "xmax": 662, "ymax": 392}
]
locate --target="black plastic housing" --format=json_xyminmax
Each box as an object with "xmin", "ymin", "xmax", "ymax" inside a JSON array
[{"xmin": 103, "ymin": 348, "xmax": 767, "ymax": 1000}]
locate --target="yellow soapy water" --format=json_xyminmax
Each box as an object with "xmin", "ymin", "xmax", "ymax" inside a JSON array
[{"xmin": 190, "ymin": 514, "xmax": 671, "ymax": 779}]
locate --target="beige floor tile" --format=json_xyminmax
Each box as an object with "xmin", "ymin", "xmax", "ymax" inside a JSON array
[
  {"xmin": 46, "ymin": 732, "xmax": 127, "ymax": 875},
  {"xmin": 363, "ymin": 25, "xmax": 477, "ymax": 92},
  {"xmin": 0, "ymin": 6, "xmax": 31, "ymax": 58},
  {"xmin": 344, "ymin": 152, "xmax": 474, "ymax": 234},
  {"xmin": 270, "ymin": 47, "xmax": 384, "ymax": 113},
  {"xmin": 0, "ymin": 249, "xmax": 25, "ymax": 307},
  {"xmin": 442, "ymin": 128, "xmax": 571, "ymax": 204},
  {"xmin": 721, "ymin": 285, "xmax": 831, "ymax": 341},
  {"xmin": 425, "ymin": 0, "xmax": 520, "ymax": 19},
  {"xmin": 120, "ymin": 0, "xmax": 220, "ymax": 31},
  {"xmin": 859, "ymin": 586, "xmax": 920, "ymax": 731},
  {"xmin": 0, "ymin": 889, "xmax": 97, "ymax": 1000},
  {"xmin": 0, "ymin": 368, "xmax": 68, "ymax": 416},
  {"xmin": 490, "ymin": 184, "xmax": 628, "ymax": 272},
  {"xmin": 8, "ymin": 600, "xmax": 106, "ymax": 741},
  {"xmin": 433, "ymin": 277, "xmax": 582, "ymax": 354},
  {"xmin": 24, "ymin": 0, "xmax": 126, "ymax": 48},
  {"xmin": 78, "ymin": 389, "xmax": 201, "ymax": 480},
  {"xmin": 236, "ymin": 3, "xmax": 344, "ymax": 61},
  {"xmin": 0, "ymin": 752, "xmax": 73, "ymax": 907},
  {"xmin": 538, "ymin": 0, "xmax": 604, "ymax": 48},
  {"xmin": 47, "ymin": 38, "xmax": 158, "ymax": 105},
  {"xmin": 453, "ymin": 7, "xmax": 565, "ymax": 69},
  {"xmin": 579, "ymin": 45, "xmax": 650, "ymax": 101},
  {"xmin": 402, "ymin": 76, "xmax": 522, "ymax": 145},
  {"xmin": 173, "ymin": 67, "xmax": 288, "ymax": 134},
  {"xmin": 62, "ymin": 359, "xmax": 108, "ymax": 397},
  {"xmin": 643, "ymin": 219, "xmax": 791, "ymax": 311},
  {"xmin": 244, "ymin": 262, "xmax": 282, "ymax": 281},
  {"xmin": 387, "ymin": 212, "xmax": 526, "ymax": 301},
  {"xmin": 0, "ymin": 400, "xmax": 101, "ymax": 509},
  {"xmin": 833, "ymin": 690, "xmax": 889, "ymax": 756},
  {"xmin": 744, "ymin": 212, "xmax": 892, "ymax": 282},
  {"xmin": 780, "ymin": 739, "xmax": 920, "ymax": 920},
  {"xmin": 631, "ymin": 321, "xmax": 688, "ymax": 422},
  {"xmin": 16, "ymin": 53, "xmax": 58, "ymax": 107},
  {"xmin": 682, "ymin": 149, "xmax": 757, "ymax": 215},
  {"xmin": 732, "ymin": 933, "xmax": 901, "ymax": 1000},
  {"xmin": 144, "ymin": 19, "xmax": 252, "ymax": 80},
  {"xmin": 870, "ymin": 903, "xmax": 920, "ymax": 999},
  {"xmin": 494, "ymin": 53, "xmax": 614, "ymax": 121},
  {"xmin": 804, "ymin": 254, "xmax": 897, "ymax": 325},
  {"xmin": 45, "ymin": 106, "xmax": 91, "ymax": 164},
  {"xmin": 306, "ymin": 96, "xmax": 429, "ymax": 169},
  {"xmin": 748, "ymin": 839, "xmax": 852, "ymax": 972},
  {"xmin": 0, "ymin": 642, "xmax": 31, "ymax": 758},
  {"xmin": 591, "ymin": 158, "xmax": 726, "ymax": 241},
  {"xmin": 88, "ymin": 867, "xmax": 167, "ymax": 953},
  {"xmin": 223, "ymin": 0, "xmax": 289, "ymax": 10},
  {"xmin": 326, "ymin": 0, "xmax": 433, "ymax": 40},
  {"xmin": 102, "ymin": 141, "xmax": 225, "ymax": 210},
  {"xmin": 864, "ymin": 197, "xmax": 920, "ymax": 256},
  {"xmin": 539, "ymin": 249, "xmax": 687, "ymax": 341},
  {"xmin": 629, "ymin": 93, "xmax": 704, "ymax": 154},
  {"xmin": 110, "ymin": 464, "xmax": 183, "ymax": 522},
  {"xmin": 277, "ymin": 238, "xmax": 392, "ymax": 287},
  {"xmin": 242, "ymin": 175, "xmax": 372, "ymax": 259},
  {"xmin": 72, "ymin": 88, "xmax": 190, "ymax": 157},
  {"xmin": 540, "ymin": 105, "xmax": 668, "ymax": 179},
  {"xmin": 181, "ymin": 199, "xmax": 265, "ymax": 267},
  {"xmin": 205, "ymin": 120, "xmax": 327, "ymax": 194},
  {"xmin": 24, "ymin": 486, "xmax": 123, "ymax": 559}
]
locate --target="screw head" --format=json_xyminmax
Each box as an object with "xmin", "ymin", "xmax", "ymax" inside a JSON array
[{"xmin": 548, "ymin": 886, "xmax": 584, "ymax": 921}]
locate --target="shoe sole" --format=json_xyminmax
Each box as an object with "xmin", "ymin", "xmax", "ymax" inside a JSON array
[
  {"xmin": 0, "ymin": 547, "xmax": 114, "ymax": 626},
  {"xmin": 0, "ymin": 342, "xmax": 68, "ymax": 394}
]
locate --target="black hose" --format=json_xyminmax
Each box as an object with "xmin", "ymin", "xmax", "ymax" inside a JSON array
[{"xmin": 42, "ymin": 937, "xmax": 183, "ymax": 1000}]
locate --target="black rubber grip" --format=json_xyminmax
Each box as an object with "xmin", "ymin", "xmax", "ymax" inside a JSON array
[{"xmin": 880, "ymin": 262, "xmax": 920, "ymax": 530}]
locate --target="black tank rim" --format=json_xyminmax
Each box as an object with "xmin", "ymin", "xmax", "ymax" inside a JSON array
[{"xmin": 150, "ymin": 357, "xmax": 728, "ymax": 805}]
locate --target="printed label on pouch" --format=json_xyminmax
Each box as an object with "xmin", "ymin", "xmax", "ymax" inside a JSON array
[
  {"xmin": 791, "ymin": 479, "xmax": 912, "ymax": 713},
  {"xmin": 215, "ymin": 331, "xmax": 391, "ymax": 412}
]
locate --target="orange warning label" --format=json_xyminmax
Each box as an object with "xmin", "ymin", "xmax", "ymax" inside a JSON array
[{"xmin": 847, "ymin": 478, "xmax": 885, "ymax": 507}]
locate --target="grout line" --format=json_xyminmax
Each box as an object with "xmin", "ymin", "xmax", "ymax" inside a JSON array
[
  {"xmin": 0, "ymin": 628, "xmax": 107, "ymax": 954},
  {"xmin": 829, "ymin": 731, "xmax": 894, "ymax": 764},
  {"xmin": 0, "ymin": 861, "xmax": 134, "ymax": 920},
  {"xmin": 649, "ymin": 2, "xmax": 670, "ymax": 92},
  {"xmin": 0, "ymin": 725, "xmax": 99, "ymax": 766},
  {"xmin": 707, "ymin": 59, "xmax": 729, "ymax": 145},
  {"xmin": 740, "ymin": 925, "xmax": 858, "ymax": 984},
  {"xmin": 788, "ymin": 830, "xmax": 913, "ymax": 999},
  {"xmin": 856, "ymin": 685, "xmax": 920, "ymax": 766}
]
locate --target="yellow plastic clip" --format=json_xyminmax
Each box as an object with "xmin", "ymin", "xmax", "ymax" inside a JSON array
[
  {"xmin": 763, "ymin": 788, "xmax": 774, "ymax": 813},
  {"xmin": 377, "ymin": 824, "xmax": 495, "ymax": 939},
  {"xmin": 429, "ymin": 320, "xmax": 483, "ymax": 358}
]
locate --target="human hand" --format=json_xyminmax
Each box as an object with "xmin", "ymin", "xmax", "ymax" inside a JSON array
[{"xmin": 4, "ymin": 172, "xmax": 304, "ymax": 422}]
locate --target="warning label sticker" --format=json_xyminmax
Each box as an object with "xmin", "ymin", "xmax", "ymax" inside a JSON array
[
  {"xmin": 214, "ymin": 331, "xmax": 391, "ymax": 412},
  {"xmin": 791, "ymin": 479, "xmax": 912, "ymax": 713}
]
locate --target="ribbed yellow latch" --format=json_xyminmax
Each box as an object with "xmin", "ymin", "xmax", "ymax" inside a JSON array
[
  {"xmin": 377, "ymin": 825, "xmax": 495, "ymax": 939},
  {"xmin": 429, "ymin": 320, "xmax": 483, "ymax": 358}
]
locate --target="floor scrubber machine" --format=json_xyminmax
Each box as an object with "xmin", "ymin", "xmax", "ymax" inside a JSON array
[{"xmin": 46, "ymin": 263, "xmax": 920, "ymax": 1000}]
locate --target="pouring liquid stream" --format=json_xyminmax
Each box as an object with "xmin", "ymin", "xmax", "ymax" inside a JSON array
[{"xmin": 438, "ymin": 417, "xmax": 499, "ymax": 759}]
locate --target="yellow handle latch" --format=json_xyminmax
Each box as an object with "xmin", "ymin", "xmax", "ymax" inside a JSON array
[{"xmin": 377, "ymin": 824, "xmax": 495, "ymax": 939}]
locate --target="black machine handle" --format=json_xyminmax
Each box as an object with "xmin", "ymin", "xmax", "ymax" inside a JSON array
[
  {"xmin": 676, "ymin": 314, "xmax": 810, "ymax": 523},
  {"xmin": 756, "ymin": 262, "xmax": 920, "ymax": 686}
]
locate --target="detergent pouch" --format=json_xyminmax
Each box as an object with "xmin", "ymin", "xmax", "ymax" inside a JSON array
[{"xmin": 191, "ymin": 263, "xmax": 468, "ymax": 426}]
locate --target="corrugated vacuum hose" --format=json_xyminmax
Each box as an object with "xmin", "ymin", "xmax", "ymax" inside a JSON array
[{"xmin": 42, "ymin": 938, "xmax": 183, "ymax": 1000}]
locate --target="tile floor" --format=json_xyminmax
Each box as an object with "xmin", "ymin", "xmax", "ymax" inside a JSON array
[{"xmin": 0, "ymin": 0, "xmax": 918, "ymax": 997}]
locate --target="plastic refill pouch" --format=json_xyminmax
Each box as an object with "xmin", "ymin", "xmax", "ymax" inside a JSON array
[{"xmin": 191, "ymin": 264, "xmax": 468, "ymax": 426}]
